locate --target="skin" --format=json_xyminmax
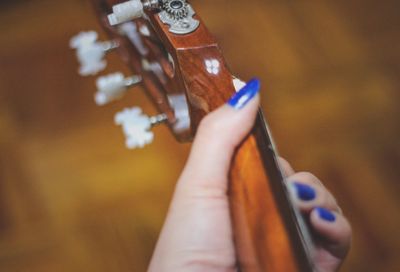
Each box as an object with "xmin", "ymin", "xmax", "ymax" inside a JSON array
[{"xmin": 148, "ymin": 94, "xmax": 352, "ymax": 272}]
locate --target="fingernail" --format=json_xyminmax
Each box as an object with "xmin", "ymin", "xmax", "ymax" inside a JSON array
[
  {"xmin": 316, "ymin": 207, "xmax": 336, "ymax": 222},
  {"xmin": 227, "ymin": 78, "xmax": 260, "ymax": 110},
  {"xmin": 293, "ymin": 182, "xmax": 316, "ymax": 201}
]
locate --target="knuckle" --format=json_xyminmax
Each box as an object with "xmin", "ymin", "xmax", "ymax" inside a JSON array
[
  {"xmin": 318, "ymin": 189, "xmax": 341, "ymax": 211},
  {"xmin": 335, "ymin": 214, "xmax": 353, "ymax": 241},
  {"xmin": 343, "ymin": 216, "xmax": 353, "ymax": 236},
  {"xmin": 292, "ymin": 171, "xmax": 322, "ymax": 186},
  {"xmin": 198, "ymin": 114, "xmax": 213, "ymax": 132},
  {"xmin": 198, "ymin": 114, "xmax": 224, "ymax": 135},
  {"xmin": 318, "ymin": 188, "xmax": 331, "ymax": 204}
]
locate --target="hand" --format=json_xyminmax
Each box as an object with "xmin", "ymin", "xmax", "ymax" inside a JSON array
[{"xmin": 148, "ymin": 79, "xmax": 352, "ymax": 272}]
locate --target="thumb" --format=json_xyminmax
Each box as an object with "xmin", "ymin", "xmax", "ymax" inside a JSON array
[{"xmin": 176, "ymin": 78, "xmax": 261, "ymax": 196}]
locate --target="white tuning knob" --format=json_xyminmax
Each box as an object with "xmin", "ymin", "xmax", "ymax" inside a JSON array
[
  {"xmin": 108, "ymin": 0, "xmax": 144, "ymax": 26},
  {"xmin": 108, "ymin": 0, "xmax": 160, "ymax": 25},
  {"xmin": 115, "ymin": 107, "xmax": 167, "ymax": 149},
  {"xmin": 95, "ymin": 72, "xmax": 142, "ymax": 106},
  {"xmin": 70, "ymin": 31, "xmax": 118, "ymax": 76}
]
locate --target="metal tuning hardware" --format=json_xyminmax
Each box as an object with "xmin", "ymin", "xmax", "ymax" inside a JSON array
[
  {"xmin": 95, "ymin": 72, "xmax": 142, "ymax": 106},
  {"xmin": 107, "ymin": 0, "xmax": 199, "ymax": 35},
  {"xmin": 114, "ymin": 107, "xmax": 168, "ymax": 149},
  {"xmin": 70, "ymin": 31, "xmax": 118, "ymax": 76},
  {"xmin": 158, "ymin": 0, "xmax": 199, "ymax": 34}
]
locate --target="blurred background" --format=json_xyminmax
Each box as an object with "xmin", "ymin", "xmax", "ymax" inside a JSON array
[{"xmin": 0, "ymin": 0, "xmax": 399, "ymax": 271}]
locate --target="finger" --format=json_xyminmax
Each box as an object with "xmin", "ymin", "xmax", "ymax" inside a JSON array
[
  {"xmin": 310, "ymin": 207, "xmax": 352, "ymax": 259},
  {"xmin": 177, "ymin": 79, "xmax": 261, "ymax": 195},
  {"xmin": 278, "ymin": 157, "xmax": 295, "ymax": 177},
  {"xmin": 287, "ymin": 172, "xmax": 340, "ymax": 213}
]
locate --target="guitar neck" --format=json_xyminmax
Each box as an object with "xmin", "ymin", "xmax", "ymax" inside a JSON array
[
  {"xmin": 89, "ymin": 1, "xmax": 315, "ymax": 270},
  {"xmin": 171, "ymin": 31, "xmax": 315, "ymax": 272},
  {"xmin": 229, "ymin": 110, "xmax": 314, "ymax": 271}
]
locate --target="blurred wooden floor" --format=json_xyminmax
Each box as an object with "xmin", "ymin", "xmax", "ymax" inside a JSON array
[{"xmin": 0, "ymin": 0, "xmax": 399, "ymax": 271}]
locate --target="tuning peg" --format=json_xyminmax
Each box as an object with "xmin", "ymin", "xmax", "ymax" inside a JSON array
[
  {"xmin": 108, "ymin": 0, "xmax": 160, "ymax": 26},
  {"xmin": 94, "ymin": 72, "xmax": 142, "ymax": 106},
  {"xmin": 115, "ymin": 107, "xmax": 167, "ymax": 149},
  {"xmin": 70, "ymin": 31, "xmax": 118, "ymax": 76}
]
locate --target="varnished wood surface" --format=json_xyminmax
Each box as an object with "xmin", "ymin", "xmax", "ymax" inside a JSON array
[
  {"xmin": 93, "ymin": 1, "xmax": 309, "ymax": 269},
  {"xmin": 230, "ymin": 132, "xmax": 305, "ymax": 272},
  {"xmin": 0, "ymin": 0, "xmax": 399, "ymax": 271}
]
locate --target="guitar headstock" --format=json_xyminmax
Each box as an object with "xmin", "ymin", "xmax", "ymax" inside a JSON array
[{"xmin": 71, "ymin": 0, "xmax": 242, "ymax": 149}]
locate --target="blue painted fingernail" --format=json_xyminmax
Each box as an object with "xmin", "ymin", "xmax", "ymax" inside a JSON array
[
  {"xmin": 227, "ymin": 78, "xmax": 260, "ymax": 110},
  {"xmin": 316, "ymin": 207, "xmax": 336, "ymax": 222},
  {"xmin": 293, "ymin": 182, "xmax": 316, "ymax": 201}
]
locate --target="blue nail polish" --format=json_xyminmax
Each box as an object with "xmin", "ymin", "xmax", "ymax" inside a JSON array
[
  {"xmin": 293, "ymin": 182, "xmax": 316, "ymax": 201},
  {"xmin": 227, "ymin": 78, "xmax": 260, "ymax": 110},
  {"xmin": 316, "ymin": 207, "xmax": 336, "ymax": 222}
]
